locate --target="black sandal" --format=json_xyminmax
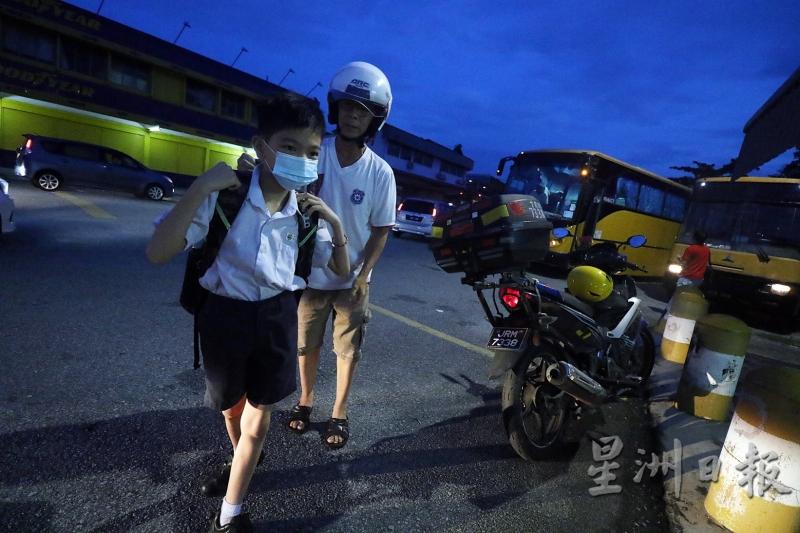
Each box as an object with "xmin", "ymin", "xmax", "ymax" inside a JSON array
[
  {"xmin": 323, "ymin": 417, "xmax": 349, "ymax": 450},
  {"xmin": 287, "ymin": 405, "xmax": 312, "ymax": 434}
]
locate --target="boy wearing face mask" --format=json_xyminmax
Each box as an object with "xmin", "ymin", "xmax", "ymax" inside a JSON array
[
  {"xmin": 146, "ymin": 92, "xmax": 349, "ymax": 532},
  {"xmin": 239, "ymin": 62, "xmax": 396, "ymax": 450}
]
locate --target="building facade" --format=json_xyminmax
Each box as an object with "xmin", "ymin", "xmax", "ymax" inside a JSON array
[
  {"xmin": 371, "ymin": 124, "xmax": 473, "ymax": 201},
  {"xmin": 0, "ymin": 0, "xmax": 471, "ymax": 195}
]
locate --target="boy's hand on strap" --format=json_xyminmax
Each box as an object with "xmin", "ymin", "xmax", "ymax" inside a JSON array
[
  {"xmin": 195, "ymin": 162, "xmax": 242, "ymax": 194},
  {"xmin": 237, "ymin": 153, "xmax": 257, "ymax": 174},
  {"xmin": 297, "ymin": 193, "xmax": 341, "ymax": 227}
]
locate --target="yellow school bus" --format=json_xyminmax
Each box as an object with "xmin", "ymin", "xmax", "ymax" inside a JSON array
[
  {"xmin": 666, "ymin": 176, "xmax": 800, "ymax": 319},
  {"xmin": 496, "ymin": 149, "xmax": 691, "ymax": 276}
]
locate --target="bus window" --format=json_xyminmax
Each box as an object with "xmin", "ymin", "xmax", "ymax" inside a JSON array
[
  {"xmin": 663, "ymin": 193, "xmax": 686, "ymax": 221},
  {"xmin": 737, "ymin": 203, "xmax": 800, "ymax": 260},
  {"xmin": 504, "ymin": 154, "xmax": 584, "ymax": 220},
  {"xmin": 638, "ymin": 184, "xmax": 665, "ymax": 216},
  {"xmin": 679, "ymin": 202, "xmax": 736, "ymax": 247},
  {"xmin": 614, "ymin": 177, "xmax": 639, "ymax": 209}
]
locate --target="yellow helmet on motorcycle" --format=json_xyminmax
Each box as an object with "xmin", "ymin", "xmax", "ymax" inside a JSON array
[{"xmin": 567, "ymin": 266, "xmax": 613, "ymax": 303}]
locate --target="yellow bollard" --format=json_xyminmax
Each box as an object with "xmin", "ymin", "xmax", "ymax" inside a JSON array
[
  {"xmin": 660, "ymin": 286, "xmax": 708, "ymax": 364},
  {"xmin": 676, "ymin": 314, "xmax": 750, "ymax": 420},
  {"xmin": 705, "ymin": 367, "xmax": 800, "ymax": 533}
]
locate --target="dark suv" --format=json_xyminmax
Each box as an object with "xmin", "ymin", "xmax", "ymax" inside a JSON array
[{"xmin": 15, "ymin": 134, "xmax": 174, "ymax": 201}]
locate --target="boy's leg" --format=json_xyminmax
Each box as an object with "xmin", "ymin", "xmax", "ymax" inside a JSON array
[
  {"xmin": 293, "ymin": 289, "xmax": 334, "ymax": 431},
  {"xmin": 224, "ymin": 400, "xmax": 272, "ymax": 505},
  {"xmin": 197, "ymin": 294, "xmax": 252, "ymax": 496},
  {"xmin": 222, "ymin": 396, "xmax": 247, "ymax": 449},
  {"xmin": 327, "ymin": 287, "xmax": 371, "ymax": 445}
]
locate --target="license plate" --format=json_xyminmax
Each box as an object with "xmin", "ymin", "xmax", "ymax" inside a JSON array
[
  {"xmin": 406, "ymin": 214, "xmax": 423, "ymax": 222},
  {"xmin": 487, "ymin": 328, "xmax": 528, "ymax": 351}
]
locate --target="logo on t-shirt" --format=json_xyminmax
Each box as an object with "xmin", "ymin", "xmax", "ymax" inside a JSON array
[{"xmin": 351, "ymin": 189, "xmax": 365, "ymax": 205}]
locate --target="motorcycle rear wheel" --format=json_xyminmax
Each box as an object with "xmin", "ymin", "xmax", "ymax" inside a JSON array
[
  {"xmin": 622, "ymin": 326, "xmax": 656, "ymax": 383},
  {"xmin": 501, "ymin": 346, "xmax": 570, "ymax": 461}
]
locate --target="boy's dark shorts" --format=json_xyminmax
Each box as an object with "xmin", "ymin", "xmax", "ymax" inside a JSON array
[{"xmin": 198, "ymin": 291, "xmax": 298, "ymax": 411}]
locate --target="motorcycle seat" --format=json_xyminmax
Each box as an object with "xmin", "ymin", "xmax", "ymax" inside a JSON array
[{"xmin": 561, "ymin": 292, "xmax": 595, "ymax": 317}]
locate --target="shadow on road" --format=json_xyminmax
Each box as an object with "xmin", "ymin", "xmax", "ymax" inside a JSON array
[{"xmin": 1, "ymin": 369, "xmax": 668, "ymax": 532}]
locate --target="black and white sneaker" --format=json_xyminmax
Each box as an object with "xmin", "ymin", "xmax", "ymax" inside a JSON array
[
  {"xmin": 208, "ymin": 512, "xmax": 253, "ymax": 533},
  {"xmin": 200, "ymin": 451, "xmax": 265, "ymax": 497},
  {"xmin": 200, "ymin": 456, "xmax": 233, "ymax": 497}
]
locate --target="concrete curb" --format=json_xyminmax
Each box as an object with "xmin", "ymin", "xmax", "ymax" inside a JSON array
[{"xmin": 648, "ymin": 333, "xmax": 800, "ymax": 532}]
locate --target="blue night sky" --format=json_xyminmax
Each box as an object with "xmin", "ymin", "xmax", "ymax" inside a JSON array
[{"xmin": 70, "ymin": 0, "xmax": 799, "ymax": 177}]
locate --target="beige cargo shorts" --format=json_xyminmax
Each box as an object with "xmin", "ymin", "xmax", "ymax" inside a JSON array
[{"xmin": 297, "ymin": 286, "xmax": 371, "ymax": 361}]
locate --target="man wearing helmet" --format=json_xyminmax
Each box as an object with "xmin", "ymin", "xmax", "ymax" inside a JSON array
[{"xmin": 288, "ymin": 61, "xmax": 397, "ymax": 449}]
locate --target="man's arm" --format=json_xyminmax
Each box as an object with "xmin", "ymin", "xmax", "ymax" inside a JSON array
[{"xmin": 351, "ymin": 226, "xmax": 391, "ymax": 300}]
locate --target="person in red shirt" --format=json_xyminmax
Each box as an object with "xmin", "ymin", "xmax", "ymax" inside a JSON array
[{"xmin": 678, "ymin": 230, "xmax": 710, "ymax": 287}]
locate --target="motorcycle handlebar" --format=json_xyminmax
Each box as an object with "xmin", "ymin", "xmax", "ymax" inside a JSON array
[{"xmin": 626, "ymin": 262, "xmax": 647, "ymax": 273}]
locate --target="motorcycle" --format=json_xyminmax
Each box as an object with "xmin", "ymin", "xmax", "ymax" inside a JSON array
[{"xmin": 467, "ymin": 230, "xmax": 655, "ymax": 461}]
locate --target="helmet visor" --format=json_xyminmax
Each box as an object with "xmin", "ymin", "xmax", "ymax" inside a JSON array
[{"xmin": 330, "ymin": 89, "xmax": 387, "ymax": 117}]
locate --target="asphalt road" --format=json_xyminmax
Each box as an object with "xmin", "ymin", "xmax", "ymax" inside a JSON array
[{"xmin": 2, "ymin": 179, "xmax": 675, "ymax": 532}]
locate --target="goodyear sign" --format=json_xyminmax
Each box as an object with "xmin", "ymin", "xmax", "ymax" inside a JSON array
[
  {"xmin": 3, "ymin": 0, "xmax": 102, "ymax": 31},
  {"xmin": 0, "ymin": 59, "xmax": 96, "ymax": 98}
]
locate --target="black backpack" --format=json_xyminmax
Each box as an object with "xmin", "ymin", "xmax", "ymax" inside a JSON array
[{"xmin": 180, "ymin": 170, "xmax": 319, "ymax": 368}]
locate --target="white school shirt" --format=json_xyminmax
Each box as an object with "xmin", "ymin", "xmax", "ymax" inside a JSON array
[
  {"xmin": 308, "ymin": 136, "xmax": 397, "ymax": 291},
  {"xmin": 157, "ymin": 167, "xmax": 332, "ymax": 301}
]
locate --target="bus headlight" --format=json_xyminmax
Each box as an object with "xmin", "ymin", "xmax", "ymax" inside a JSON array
[
  {"xmin": 668, "ymin": 263, "xmax": 683, "ymax": 275},
  {"xmin": 769, "ymin": 283, "xmax": 792, "ymax": 296}
]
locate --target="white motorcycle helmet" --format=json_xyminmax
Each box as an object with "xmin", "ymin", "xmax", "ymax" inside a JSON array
[{"xmin": 327, "ymin": 61, "xmax": 392, "ymax": 141}]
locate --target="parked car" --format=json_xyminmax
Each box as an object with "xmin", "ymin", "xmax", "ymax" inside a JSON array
[
  {"xmin": 15, "ymin": 134, "xmax": 174, "ymax": 201},
  {"xmin": 394, "ymin": 198, "xmax": 453, "ymax": 238},
  {"xmin": 0, "ymin": 177, "xmax": 16, "ymax": 235}
]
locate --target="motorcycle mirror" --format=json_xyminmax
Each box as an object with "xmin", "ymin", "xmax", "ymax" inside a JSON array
[
  {"xmin": 552, "ymin": 227, "xmax": 571, "ymax": 239},
  {"xmin": 627, "ymin": 235, "xmax": 647, "ymax": 248}
]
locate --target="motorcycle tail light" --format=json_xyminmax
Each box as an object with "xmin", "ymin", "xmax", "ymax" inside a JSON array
[
  {"xmin": 501, "ymin": 287, "xmax": 521, "ymax": 309},
  {"xmin": 507, "ymin": 200, "xmax": 527, "ymax": 216}
]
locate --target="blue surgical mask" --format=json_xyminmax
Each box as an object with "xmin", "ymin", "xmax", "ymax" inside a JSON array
[{"xmin": 263, "ymin": 144, "xmax": 318, "ymax": 191}]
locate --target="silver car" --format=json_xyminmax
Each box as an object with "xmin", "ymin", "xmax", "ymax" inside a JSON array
[
  {"xmin": 15, "ymin": 134, "xmax": 174, "ymax": 201},
  {"xmin": 393, "ymin": 198, "xmax": 453, "ymax": 238},
  {"xmin": 0, "ymin": 178, "xmax": 15, "ymax": 235}
]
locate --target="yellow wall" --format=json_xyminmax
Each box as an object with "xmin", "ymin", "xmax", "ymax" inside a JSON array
[{"xmin": 0, "ymin": 98, "xmax": 247, "ymax": 177}]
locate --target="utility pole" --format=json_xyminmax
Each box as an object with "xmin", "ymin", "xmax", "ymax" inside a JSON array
[
  {"xmin": 231, "ymin": 47, "xmax": 248, "ymax": 67},
  {"xmin": 277, "ymin": 68, "xmax": 295, "ymax": 86},
  {"xmin": 305, "ymin": 82, "xmax": 322, "ymax": 96},
  {"xmin": 96, "ymin": 0, "xmax": 105, "ymax": 14},
  {"xmin": 173, "ymin": 21, "xmax": 191, "ymax": 44}
]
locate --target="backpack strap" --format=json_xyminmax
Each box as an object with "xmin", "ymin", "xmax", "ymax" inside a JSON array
[
  {"xmin": 292, "ymin": 172, "xmax": 324, "ymax": 284},
  {"xmin": 295, "ymin": 208, "xmax": 319, "ymax": 282}
]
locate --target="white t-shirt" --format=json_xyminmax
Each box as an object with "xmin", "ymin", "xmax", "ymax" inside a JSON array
[{"xmin": 308, "ymin": 136, "xmax": 396, "ymax": 290}]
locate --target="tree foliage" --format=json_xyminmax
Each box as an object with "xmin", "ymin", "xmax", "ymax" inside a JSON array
[
  {"xmin": 669, "ymin": 159, "xmax": 737, "ymax": 180},
  {"xmin": 671, "ymin": 148, "xmax": 800, "ymax": 182},
  {"xmin": 777, "ymin": 149, "xmax": 800, "ymax": 177}
]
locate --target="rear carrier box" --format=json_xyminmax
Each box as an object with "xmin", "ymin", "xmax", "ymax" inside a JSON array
[{"xmin": 431, "ymin": 194, "xmax": 552, "ymax": 278}]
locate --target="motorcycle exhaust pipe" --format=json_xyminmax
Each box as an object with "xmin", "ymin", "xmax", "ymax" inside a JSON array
[{"xmin": 546, "ymin": 361, "xmax": 608, "ymax": 406}]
